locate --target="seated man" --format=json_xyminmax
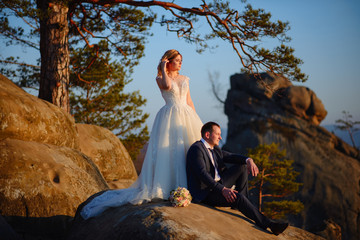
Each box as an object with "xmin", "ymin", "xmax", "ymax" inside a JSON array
[{"xmin": 186, "ymin": 121, "xmax": 288, "ymax": 235}]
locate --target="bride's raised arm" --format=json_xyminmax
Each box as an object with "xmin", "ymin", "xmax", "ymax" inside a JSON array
[{"xmin": 156, "ymin": 58, "xmax": 172, "ymax": 90}]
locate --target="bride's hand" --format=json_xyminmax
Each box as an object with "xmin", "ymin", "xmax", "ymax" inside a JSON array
[{"xmin": 161, "ymin": 58, "xmax": 169, "ymax": 70}]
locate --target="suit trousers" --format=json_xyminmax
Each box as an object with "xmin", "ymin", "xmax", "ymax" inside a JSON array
[{"xmin": 203, "ymin": 164, "xmax": 270, "ymax": 229}]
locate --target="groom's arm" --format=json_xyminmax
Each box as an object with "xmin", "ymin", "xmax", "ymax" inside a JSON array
[
  {"xmin": 220, "ymin": 149, "xmax": 248, "ymax": 165},
  {"xmin": 187, "ymin": 145, "xmax": 225, "ymax": 194},
  {"xmin": 220, "ymin": 149, "xmax": 259, "ymax": 177}
]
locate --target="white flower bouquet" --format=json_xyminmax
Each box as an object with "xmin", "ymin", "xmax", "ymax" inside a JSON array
[{"xmin": 169, "ymin": 187, "xmax": 192, "ymax": 207}]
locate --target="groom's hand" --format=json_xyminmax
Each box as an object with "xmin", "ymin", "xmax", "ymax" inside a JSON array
[
  {"xmin": 222, "ymin": 187, "xmax": 238, "ymax": 203},
  {"xmin": 246, "ymin": 158, "xmax": 259, "ymax": 177}
]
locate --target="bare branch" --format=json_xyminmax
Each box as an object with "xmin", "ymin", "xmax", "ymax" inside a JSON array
[
  {"xmin": 208, "ymin": 71, "xmax": 225, "ymax": 104},
  {"xmin": 0, "ymin": 60, "xmax": 39, "ymax": 68}
]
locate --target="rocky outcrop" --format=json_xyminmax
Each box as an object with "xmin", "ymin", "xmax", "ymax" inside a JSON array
[
  {"xmin": 0, "ymin": 74, "xmax": 138, "ymax": 239},
  {"xmin": 0, "ymin": 75, "xmax": 112, "ymax": 219},
  {"xmin": 0, "ymin": 74, "xmax": 79, "ymax": 149},
  {"xmin": 0, "ymin": 138, "xmax": 108, "ymax": 217},
  {"xmin": 68, "ymin": 201, "xmax": 325, "ymax": 240},
  {"xmin": 77, "ymin": 124, "xmax": 137, "ymax": 189},
  {"xmin": 223, "ymin": 72, "xmax": 360, "ymax": 240}
]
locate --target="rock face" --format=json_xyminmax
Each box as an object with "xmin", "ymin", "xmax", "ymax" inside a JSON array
[
  {"xmin": 223, "ymin": 72, "xmax": 360, "ymax": 240},
  {"xmin": 0, "ymin": 74, "xmax": 136, "ymax": 220},
  {"xmin": 77, "ymin": 124, "xmax": 137, "ymax": 189},
  {"xmin": 68, "ymin": 201, "xmax": 324, "ymax": 240},
  {"xmin": 0, "ymin": 74, "xmax": 79, "ymax": 149},
  {"xmin": 0, "ymin": 138, "xmax": 108, "ymax": 217}
]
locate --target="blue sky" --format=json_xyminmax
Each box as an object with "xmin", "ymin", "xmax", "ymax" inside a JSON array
[
  {"xmin": 1, "ymin": 0, "xmax": 359, "ymax": 135},
  {"xmin": 128, "ymin": 0, "xmax": 360, "ymax": 131}
]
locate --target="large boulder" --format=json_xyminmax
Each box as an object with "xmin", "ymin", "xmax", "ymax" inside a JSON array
[
  {"xmin": 67, "ymin": 201, "xmax": 324, "ymax": 240},
  {"xmin": 278, "ymin": 86, "xmax": 327, "ymax": 125},
  {"xmin": 0, "ymin": 138, "xmax": 108, "ymax": 217},
  {"xmin": 223, "ymin": 72, "xmax": 360, "ymax": 240},
  {"xmin": 0, "ymin": 74, "xmax": 79, "ymax": 149},
  {"xmin": 77, "ymin": 124, "xmax": 137, "ymax": 189},
  {"xmin": 0, "ymin": 74, "xmax": 143, "ymax": 239}
]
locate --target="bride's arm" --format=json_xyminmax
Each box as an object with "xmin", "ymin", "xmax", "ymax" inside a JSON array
[
  {"xmin": 187, "ymin": 87, "xmax": 196, "ymax": 112},
  {"xmin": 156, "ymin": 59, "xmax": 172, "ymax": 90}
]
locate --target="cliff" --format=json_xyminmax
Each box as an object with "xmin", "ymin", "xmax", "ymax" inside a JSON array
[{"xmin": 223, "ymin": 72, "xmax": 360, "ymax": 240}]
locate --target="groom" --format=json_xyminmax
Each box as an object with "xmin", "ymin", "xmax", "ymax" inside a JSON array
[{"xmin": 186, "ymin": 121, "xmax": 288, "ymax": 235}]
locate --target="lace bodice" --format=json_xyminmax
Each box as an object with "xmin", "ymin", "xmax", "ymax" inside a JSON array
[{"xmin": 160, "ymin": 76, "xmax": 189, "ymax": 106}]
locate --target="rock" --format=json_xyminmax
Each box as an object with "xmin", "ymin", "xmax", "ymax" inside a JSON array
[
  {"xmin": 67, "ymin": 201, "xmax": 324, "ymax": 240},
  {"xmin": 0, "ymin": 138, "xmax": 108, "ymax": 217},
  {"xmin": 0, "ymin": 74, "xmax": 79, "ymax": 149},
  {"xmin": 226, "ymin": 72, "xmax": 327, "ymax": 126},
  {"xmin": 230, "ymin": 72, "xmax": 292, "ymax": 99},
  {"xmin": 278, "ymin": 86, "xmax": 327, "ymax": 125},
  {"xmin": 312, "ymin": 219, "xmax": 342, "ymax": 240},
  {"xmin": 0, "ymin": 74, "xmax": 142, "ymax": 238},
  {"xmin": 223, "ymin": 72, "xmax": 360, "ymax": 240},
  {"xmin": 77, "ymin": 124, "xmax": 137, "ymax": 189}
]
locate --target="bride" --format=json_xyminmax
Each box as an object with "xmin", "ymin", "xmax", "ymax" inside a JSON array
[{"xmin": 81, "ymin": 49, "xmax": 203, "ymax": 219}]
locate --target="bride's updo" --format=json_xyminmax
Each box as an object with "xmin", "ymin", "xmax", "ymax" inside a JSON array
[{"xmin": 157, "ymin": 49, "xmax": 182, "ymax": 77}]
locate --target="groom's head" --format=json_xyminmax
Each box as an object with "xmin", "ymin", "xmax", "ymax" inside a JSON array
[{"xmin": 201, "ymin": 122, "xmax": 222, "ymax": 147}]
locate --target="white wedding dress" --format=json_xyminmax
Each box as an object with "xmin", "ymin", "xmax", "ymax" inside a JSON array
[{"xmin": 81, "ymin": 76, "xmax": 203, "ymax": 219}]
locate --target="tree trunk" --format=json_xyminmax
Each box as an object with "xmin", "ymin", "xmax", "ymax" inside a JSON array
[
  {"xmin": 37, "ymin": 0, "xmax": 70, "ymax": 113},
  {"xmin": 258, "ymin": 169, "xmax": 265, "ymax": 212}
]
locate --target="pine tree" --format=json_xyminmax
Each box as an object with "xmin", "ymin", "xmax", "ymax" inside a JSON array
[
  {"xmin": 70, "ymin": 40, "xmax": 149, "ymax": 161},
  {"xmin": 247, "ymin": 143, "xmax": 304, "ymax": 219},
  {"xmin": 0, "ymin": 2, "xmax": 152, "ymax": 159}
]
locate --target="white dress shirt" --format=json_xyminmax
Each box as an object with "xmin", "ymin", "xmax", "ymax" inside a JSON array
[{"xmin": 201, "ymin": 138, "xmax": 221, "ymax": 181}]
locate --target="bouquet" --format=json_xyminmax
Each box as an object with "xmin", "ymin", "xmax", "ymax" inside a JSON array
[{"xmin": 169, "ymin": 187, "xmax": 192, "ymax": 207}]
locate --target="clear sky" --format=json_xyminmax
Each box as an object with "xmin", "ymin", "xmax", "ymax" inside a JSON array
[
  {"xmin": 1, "ymin": 0, "xmax": 359, "ymax": 133},
  {"xmin": 127, "ymin": 0, "xmax": 360, "ymax": 131}
]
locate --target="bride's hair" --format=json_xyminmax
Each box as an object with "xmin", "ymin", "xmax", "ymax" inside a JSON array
[{"xmin": 157, "ymin": 49, "xmax": 182, "ymax": 77}]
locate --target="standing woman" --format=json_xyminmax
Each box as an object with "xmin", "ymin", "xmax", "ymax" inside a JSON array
[{"xmin": 81, "ymin": 49, "xmax": 203, "ymax": 219}]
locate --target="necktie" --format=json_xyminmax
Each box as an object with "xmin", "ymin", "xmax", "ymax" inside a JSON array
[
  {"xmin": 209, "ymin": 148, "xmax": 218, "ymax": 169},
  {"xmin": 209, "ymin": 148, "xmax": 221, "ymax": 181}
]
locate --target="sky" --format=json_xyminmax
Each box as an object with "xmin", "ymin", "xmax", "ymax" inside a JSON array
[
  {"xmin": 1, "ymin": 0, "xmax": 359, "ymax": 137},
  {"xmin": 127, "ymin": 0, "xmax": 360, "ymax": 132}
]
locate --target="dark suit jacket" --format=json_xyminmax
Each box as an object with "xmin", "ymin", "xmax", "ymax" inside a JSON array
[{"xmin": 186, "ymin": 140, "xmax": 248, "ymax": 202}]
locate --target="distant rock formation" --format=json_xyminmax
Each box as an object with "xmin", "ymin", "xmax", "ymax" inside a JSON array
[
  {"xmin": 223, "ymin": 72, "xmax": 360, "ymax": 240},
  {"xmin": 68, "ymin": 200, "xmax": 324, "ymax": 240}
]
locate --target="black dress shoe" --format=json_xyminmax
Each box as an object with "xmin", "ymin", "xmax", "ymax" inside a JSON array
[{"xmin": 269, "ymin": 222, "xmax": 289, "ymax": 235}]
